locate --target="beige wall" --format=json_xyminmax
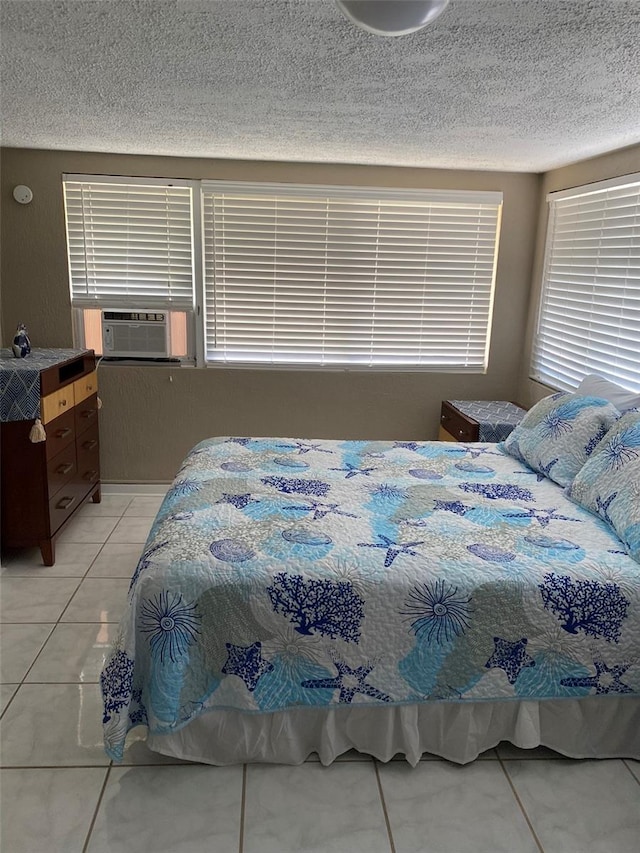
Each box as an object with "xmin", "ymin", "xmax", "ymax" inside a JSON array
[
  {"xmin": 519, "ymin": 143, "xmax": 640, "ymax": 408},
  {"xmin": 1, "ymin": 148, "xmax": 539, "ymax": 482}
]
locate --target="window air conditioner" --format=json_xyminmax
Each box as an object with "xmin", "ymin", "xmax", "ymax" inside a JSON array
[{"xmin": 101, "ymin": 310, "xmax": 170, "ymax": 359}]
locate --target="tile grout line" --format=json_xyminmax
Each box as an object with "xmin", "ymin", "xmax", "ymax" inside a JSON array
[
  {"xmin": 622, "ymin": 759, "xmax": 640, "ymax": 786},
  {"xmin": 1, "ymin": 620, "xmax": 125, "ymax": 625},
  {"xmin": 1, "ymin": 623, "xmax": 57, "ymax": 712},
  {"xmin": 82, "ymin": 763, "xmax": 112, "ymax": 853},
  {"xmin": 1, "ymin": 763, "xmax": 113, "ymax": 770},
  {"xmin": 238, "ymin": 763, "xmax": 247, "ymax": 853},
  {"xmin": 498, "ymin": 757, "xmax": 545, "ymax": 853},
  {"xmin": 9, "ymin": 533, "xmax": 115, "ymax": 686},
  {"xmin": 0, "ymin": 507, "xmax": 131, "ymax": 719},
  {"xmin": 14, "ymin": 681, "xmax": 101, "ymax": 685},
  {"xmin": 373, "ymin": 761, "xmax": 397, "ymax": 853}
]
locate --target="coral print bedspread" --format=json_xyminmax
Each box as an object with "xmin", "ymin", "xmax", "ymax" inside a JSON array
[{"xmin": 102, "ymin": 438, "xmax": 640, "ymax": 760}]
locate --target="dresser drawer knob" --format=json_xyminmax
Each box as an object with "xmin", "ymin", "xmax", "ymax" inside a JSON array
[
  {"xmin": 60, "ymin": 399, "xmax": 67, "ymax": 407},
  {"xmin": 54, "ymin": 427, "xmax": 72, "ymax": 439},
  {"xmin": 82, "ymin": 439, "xmax": 98, "ymax": 451},
  {"xmin": 55, "ymin": 462, "xmax": 73, "ymax": 475},
  {"xmin": 459, "ymin": 429, "xmax": 465, "ymax": 436},
  {"xmin": 56, "ymin": 495, "xmax": 75, "ymax": 510},
  {"xmin": 81, "ymin": 409, "xmax": 96, "ymax": 419},
  {"xmin": 87, "ymin": 384, "xmax": 94, "ymax": 391},
  {"xmin": 83, "ymin": 469, "xmax": 99, "ymax": 482}
]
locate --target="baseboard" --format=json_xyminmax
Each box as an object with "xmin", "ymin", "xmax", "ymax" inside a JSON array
[{"xmin": 101, "ymin": 483, "xmax": 171, "ymax": 495}]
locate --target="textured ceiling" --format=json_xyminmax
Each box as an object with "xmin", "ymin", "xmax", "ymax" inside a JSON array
[{"xmin": 1, "ymin": 0, "xmax": 639, "ymax": 172}]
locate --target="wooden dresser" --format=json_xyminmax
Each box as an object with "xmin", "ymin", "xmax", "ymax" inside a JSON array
[{"xmin": 1, "ymin": 349, "xmax": 101, "ymax": 565}]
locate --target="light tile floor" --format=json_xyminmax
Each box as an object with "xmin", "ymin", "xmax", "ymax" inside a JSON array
[{"xmin": 1, "ymin": 489, "xmax": 639, "ymax": 853}]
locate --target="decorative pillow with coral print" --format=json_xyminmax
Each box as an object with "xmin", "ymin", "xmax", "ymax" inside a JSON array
[
  {"xmin": 569, "ymin": 409, "xmax": 640, "ymax": 564},
  {"xmin": 500, "ymin": 393, "xmax": 620, "ymax": 488}
]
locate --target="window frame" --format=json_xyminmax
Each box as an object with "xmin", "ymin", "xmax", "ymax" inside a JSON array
[
  {"xmin": 201, "ymin": 180, "xmax": 503, "ymax": 373},
  {"xmin": 530, "ymin": 172, "xmax": 640, "ymax": 393},
  {"xmin": 64, "ymin": 175, "xmax": 504, "ymax": 372},
  {"xmin": 64, "ymin": 174, "xmax": 203, "ymax": 365}
]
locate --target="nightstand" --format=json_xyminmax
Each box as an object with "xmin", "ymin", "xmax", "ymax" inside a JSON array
[{"xmin": 439, "ymin": 400, "xmax": 526, "ymax": 443}]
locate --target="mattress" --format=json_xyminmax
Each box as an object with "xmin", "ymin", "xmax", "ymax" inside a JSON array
[{"xmin": 101, "ymin": 437, "xmax": 640, "ymax": 762}]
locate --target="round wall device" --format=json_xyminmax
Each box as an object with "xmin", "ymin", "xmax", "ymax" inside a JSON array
[{"xmin": 13, "ymin": 185, "xmax": 33, "ymax": 204}]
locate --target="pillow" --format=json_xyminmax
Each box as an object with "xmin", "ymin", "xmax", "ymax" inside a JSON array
[
  {"xmin": 577, "ymin": 374, "xmax": 640, "ymax": 413},
  {"xmin": 501, "ymin": 393, "xmax": 620, "ymax": 488},
  {"xmin": 569, "ymin": 409, "xmax": 640, "ymax": 563}
]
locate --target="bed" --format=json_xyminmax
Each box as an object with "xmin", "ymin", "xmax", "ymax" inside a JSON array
[{"xmin": 101, "ymin": 431, "xmax": 640, "ymax": 765}]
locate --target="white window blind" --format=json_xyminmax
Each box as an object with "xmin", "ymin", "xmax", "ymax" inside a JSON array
[
  {"xmin": 202, "ymin": 182, "xmax": 502, "ymax": 369},
  {"xmin": 63, "ymin": 176, "xmax": 195, "ymax": 309},
  {"xmin": 532, "ymin": 174, "xmax": 640, "ymax": 393}
]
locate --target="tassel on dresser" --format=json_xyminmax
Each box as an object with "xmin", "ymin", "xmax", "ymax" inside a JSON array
[{"xmin": 29, "ymin": 418, "xmax": 46, "ymax": 443}]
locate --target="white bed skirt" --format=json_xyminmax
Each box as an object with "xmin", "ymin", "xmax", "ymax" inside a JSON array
[{"xmin": 145, "ymin": 697, "xmax": 640, "ymax": 766}]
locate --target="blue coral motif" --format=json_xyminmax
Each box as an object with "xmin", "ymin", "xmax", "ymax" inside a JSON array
[
  {"xmin": 261, "ymin": 476, "xmax": 330, "ymax": 497},
  {"xmin": 267, "ymin": 574, "xmax": 364, "ymax": 642},
  {"xmin": 358, "ymin": 534, "xmax": 424, "ymax": 568},
  {"xmin": 560, "ymin": 660, "xmax": 633, "ymax": 695},
  {"xmin": 101, "ymin": 649, "xmax": 134, "ymax": 723},
  {"xmin": 539, "ymin": 573, "xmax": 629, "ymax": 643},
  {"xmin": 128, "ymin": 687, "xmax": 148, "ymax": 726},
  {"xmin": 402, "ymin": 580, "xmax": 472, "ymax": 643},
  {"xmin": 459, "ymin": 482, "xmax": 534, "ymax": 502},
  {"xmin": 301, "ymin": 660, "xmax": 391, "ymax": 704},
  {"xmin": 433, "ymin": 499, "xmax": 471, "ymax": 516},
  {"xmin": 217, "ymin": 493, "xmax": 259, "ymax": 510},
  {"xmin": 140, "ymin": 590, "xmax": 201, "ymax": 663},
  {"xmin": 393, "ymin": 441, "xmax": 420, "ymax": 451},
  {"xmin": 485, "ymin": 637, "xmax": 535, "ymax": 685},
  {"xmin": 222, "ymin": 641, "xmax": 274, "ymax": 692}
]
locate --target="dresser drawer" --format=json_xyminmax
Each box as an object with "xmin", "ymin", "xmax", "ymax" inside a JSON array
[
  {"xmin": 76, "ymin": 423, "xmax": 100, "ymax": 487},
  {"xmin": 45, "ymin": 408, "xmax": 76, "ymax": 460},
  {"xmin": 440, "ymin": 401, "xmax": 479, "ymax": 442},
  {"xmin": 47, "ymin": 443, "xmax": 77, "ymax": 500},
  {"xmin": 49, "ymin": 484, "xmax": 84, "ymax": 535},
  {"xmin": 75, "ymin": 393, "xmax": 99, "ymax": 436},
  {"xmin": 41, "ymin": 385, "xmax": 75, "ymax": 425},
  {"xmin": 73, "ymin": 370, "xmax": 98, "ymax": 405}
]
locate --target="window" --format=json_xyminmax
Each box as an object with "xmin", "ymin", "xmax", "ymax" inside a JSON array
[
  {"xmin": 64, "ymin": 176, "xmax": 503, "ymax": 370},
  {"xmin": 202, "ymin": 182, "xmax": 502, "ymax": 370},
  {"xmin": 531, "ymin": 173, "xmax": 640, "ymax": 393},
  {"xmin": 63, "ymin": 176, "xmax": 196, "ymax": 360}
]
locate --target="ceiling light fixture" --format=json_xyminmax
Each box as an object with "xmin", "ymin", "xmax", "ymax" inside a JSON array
[{"xmin": 336, "ymin": 0, "xmax": 450, "ymax": 37}]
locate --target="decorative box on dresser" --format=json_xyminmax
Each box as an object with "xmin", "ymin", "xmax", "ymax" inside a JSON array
[
  {"xmin": 439, "ymin": 400, "xmax": 527, "ymax": 443},
  {"xmin": 1, "ymin": 349, "xmax": 101, "ymax": 566}
]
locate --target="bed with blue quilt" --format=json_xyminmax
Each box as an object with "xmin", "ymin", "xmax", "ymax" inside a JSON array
[{"xmin": 101, "ymin": 396, "xmax": 640, "ymax": 765}]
